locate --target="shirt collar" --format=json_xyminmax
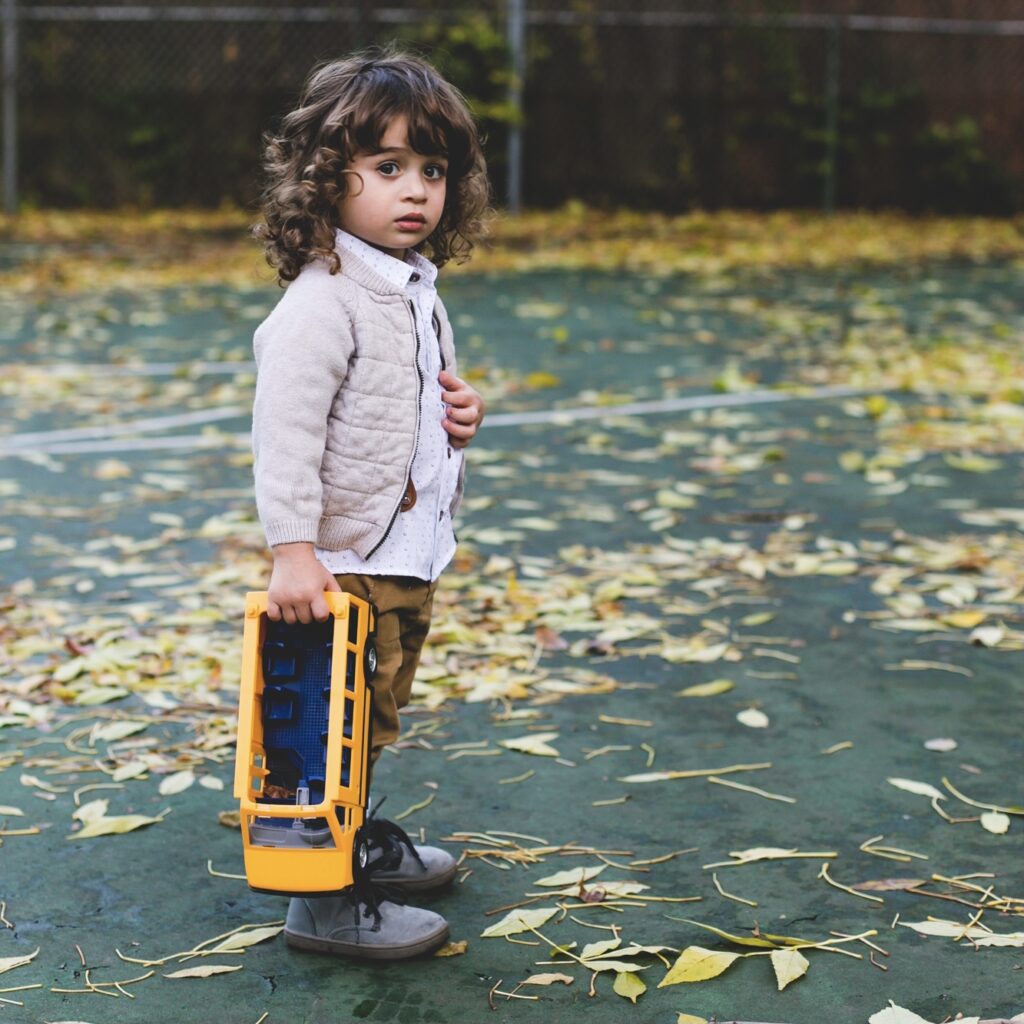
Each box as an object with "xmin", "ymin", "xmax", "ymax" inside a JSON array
[{"xmin": 336, "ymin": 228, "xmax": 438, "ymax": 290}]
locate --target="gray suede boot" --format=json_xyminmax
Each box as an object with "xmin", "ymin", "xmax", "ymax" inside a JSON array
[
  {"xmin": 360, "ymin": 812, "xmax": 458, "ymax": 892},
  {"xmin": 284, "ymin": 890, "xmax": 449, "ymax": 960},
  {"xmin": 368, "ymin": 841, "xmax": 458, "ymax": 891}
]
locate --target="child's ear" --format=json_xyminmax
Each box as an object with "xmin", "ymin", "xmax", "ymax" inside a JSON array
[{"xmin": 339, "ymin": 168, "xmax": 364, "ymax": 198}]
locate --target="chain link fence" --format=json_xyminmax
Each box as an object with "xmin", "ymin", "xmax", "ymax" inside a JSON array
[{"xmin": 4, "ymin": 0, "xmax": 1024, "ymax": 212}]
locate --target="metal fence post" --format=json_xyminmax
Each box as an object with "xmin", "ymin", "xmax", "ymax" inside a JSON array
[
  {"xmin": 822, "ymin": 17, "xmax": 841, "ymax": 215},
  {"xmin": 1, "ymin": 0, "xmax": 17, "ymax": 214},
  {"xmin": 506, "ymin": 0, "xmax": 525, "ymax": 214}
]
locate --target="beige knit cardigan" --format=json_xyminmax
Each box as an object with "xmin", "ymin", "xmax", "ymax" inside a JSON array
[{"xmin": 252, "ymin": 244, "xmax": 462, "ymax": 557}]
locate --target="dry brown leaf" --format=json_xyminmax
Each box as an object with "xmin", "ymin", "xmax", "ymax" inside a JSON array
[
  {"xmin": 853, "ymin": 878, "xmax": 928, "ymax": 892},
  {"xmin": 434, "ymin": 940, "xmax": 469, "ymax": 957}
]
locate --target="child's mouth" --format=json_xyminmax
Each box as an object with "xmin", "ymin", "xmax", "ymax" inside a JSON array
[{"xmin": 396, "ymin": 217, "xmax": 426, "ymax": 231}]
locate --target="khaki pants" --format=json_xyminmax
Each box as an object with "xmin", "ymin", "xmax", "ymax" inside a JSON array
[{"xmin": 332, "ymin": 573, "xmax": 437, "ymax": 787}]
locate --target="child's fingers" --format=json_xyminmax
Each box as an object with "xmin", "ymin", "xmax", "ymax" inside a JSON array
[
  {"xmin": 443, "ymin": 418, "xmax": 476, "ymax": 440},
  {"xmin": 444, "ymin": 404, "xmax": 477, "ymax": 424},
  {"xmin": 267, "ymin": 599, "xmax": 282, "ymax": 622},
  {"xmin": 310, "ymin": 594, "xmax": 332, "ymax": 622},
  {"xmin": 277, "ymin": 598, "xmax": 315, "ymax": 625},
  {"xmin": 441, "ymin": 388, "xmax": 474, "ymax": 405}
]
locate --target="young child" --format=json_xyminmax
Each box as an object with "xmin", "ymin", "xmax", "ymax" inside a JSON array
[{"xmin": 251, "ymin": 44, "xmax": 490, "ymax": 959}]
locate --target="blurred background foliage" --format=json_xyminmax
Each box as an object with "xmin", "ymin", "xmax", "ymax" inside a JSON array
[{"xmin": 10, "ymin": 0, "xmax": 1024, "ymax": 213}]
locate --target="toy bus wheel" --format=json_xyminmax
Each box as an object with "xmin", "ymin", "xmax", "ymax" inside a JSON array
[
  {"xmin": 355, "ymin": 835, "xmax": 370, "ymax": 870},
  {"xmin": 363, "ymin": 641, "xmax": 378, "ymax": 682}
]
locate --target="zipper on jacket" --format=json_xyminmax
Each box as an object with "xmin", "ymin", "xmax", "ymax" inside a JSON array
[
  {"xmin": 432, "ymin": 308, "xmax": 446, "ymax": 371},
  {"xmin": 366, "ymin": 300, "xmax": 424, "ymax": 559}
]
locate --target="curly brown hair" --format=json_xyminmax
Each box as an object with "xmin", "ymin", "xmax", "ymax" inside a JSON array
[{"xmin": 254, "ymin": 43, "xmax": 492, "ymax": 284}]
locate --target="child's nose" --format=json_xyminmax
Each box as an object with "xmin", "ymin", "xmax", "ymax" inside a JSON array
[{"xmin": 403, "ymin": 176, "xmax": 428, "ymax": 201}]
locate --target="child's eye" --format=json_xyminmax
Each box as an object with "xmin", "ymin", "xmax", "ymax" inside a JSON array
[
  {"xmin": 377, "ymin": 161, "xmax": 399, "ymax": 175},
  {"xmin": 426, "ymin": 164, "xmax": 447, "ymax": 179}
]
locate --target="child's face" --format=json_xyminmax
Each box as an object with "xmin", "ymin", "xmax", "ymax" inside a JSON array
[{"xmin": 337, "ymin": 114, "xmax": 448, "ymax": 260}]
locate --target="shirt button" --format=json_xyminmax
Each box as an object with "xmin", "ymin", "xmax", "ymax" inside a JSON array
[
  {"xmin": 410, "ymin": 272, "xmax": 420, "ymax": 282},
  {"xmin": 447, "ymin": 447, "xmax": 452, "ymax": 458}
]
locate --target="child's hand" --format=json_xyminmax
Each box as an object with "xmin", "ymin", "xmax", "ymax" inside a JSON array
[
  {"xmin": 439, "ymin": 370, "xmax": 485, "ymax": 449},
  {"xmin": 267, "ymin": 543, "xmax": 341, "ymax": 624}
]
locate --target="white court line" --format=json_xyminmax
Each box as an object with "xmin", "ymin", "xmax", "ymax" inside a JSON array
[
  {"xmin": 0, "ymin": 432, "xmax": 254, "ymax": 456},
  {"xmin": 484, "ymin": 384, "xmax": 862, "ymax": 426},
  {"xmin": 11, "ymin": 360, "xmax": 255, "ymax": 378},
  {"xmin": 0, "ymin": 407, "xmax": 245, "ymax": 449},
  {"xmin": 0, "ymin": 384, "xmax": 864, "ymax": 457}
]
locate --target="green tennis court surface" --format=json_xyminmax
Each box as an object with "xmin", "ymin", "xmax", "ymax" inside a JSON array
[{"xmin": 0, "ymin": 249, "xmax": 1022, "ymax": 1023}]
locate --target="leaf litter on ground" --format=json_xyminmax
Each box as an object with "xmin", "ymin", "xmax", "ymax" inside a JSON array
[{"xmin": 3, "ymin": 210, "xmax": 1024, "ymax": 1015}]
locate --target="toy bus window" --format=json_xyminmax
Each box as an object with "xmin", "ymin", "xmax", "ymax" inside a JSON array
[
  {"xmin": 343, "ymin": 696, "xmax": 354, "ymax": 740},
  {"xmin": 348, "ymin": 604, "xmax": 359, "ymax": 645},
  {"xmin": 341, "ymin": 746, "xmax": 351, "ymax": 787},
  {"xmin": 258, "ymin": 617, "xmax": 335, "ymax": 814}
]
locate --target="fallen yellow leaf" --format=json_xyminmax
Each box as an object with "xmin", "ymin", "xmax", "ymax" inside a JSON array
[
  {"xmin": 159, "ymin": 769, "xmax": 196, "ymax": 796},
  {"xmin": 517, "ymin": 972, "xmax": 572, "ymax": 986},
  {"xmin": 677, "ymin": 679, "xmax": 734, "ymax": 698},
  {"xmin": 71, "ymin": 810, "xmax": 169, "ymax": 839},
  {"xmin": 770, "ymin": 947, "xmax": 809, "ymax": 991},
  {"xmin": 0, "ymin": 948, "xmax": 39, "ymax": 974},
  {"xmin": 163, "ymin": 964, "xmax": 244, "ymax": 979},
  {"xmin": 535, "ymin": 865, "xmax": 605, "ymax": 888},
  {"xmin": 658, "ymin": 946, "xmax": 741, "ymax": 986},
  {"xmin": 208, "ymin": 925, "xmax": 284, "ymax": 952},
  {"xmin": 980, "ymin": 811, "xmax": 1010, "ymax": 835},
  {"xmin": 613, "ymin": 970, "xmax": 647, "ymax": 1002},
  {"xmin": 887, "ymin": 777, "xmax": 945, "ymax": 801},
  {"xmin": 868, "ymin": 1002, "xmax": 936, "ymax": 1024},
  {"xmin": 736, "ymin": 708, "xmax": 769, "ymax": 729},
  {"xmin": 481, "ymin": 907, "xmax": 559, "ymax": 938},
  {"xmin": 499, "ymin": 732, "xmax": 560, "ymax": 757}
]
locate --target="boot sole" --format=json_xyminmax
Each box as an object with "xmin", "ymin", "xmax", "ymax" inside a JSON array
[
  {"xmin": 284, "ymin": 923, "xmax": 450, "ymax": 960},
  {"xmin": 373, "ymin": 859, "xmax": 459, "ymax": 893}
]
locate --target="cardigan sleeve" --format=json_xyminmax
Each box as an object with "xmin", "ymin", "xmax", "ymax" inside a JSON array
[{"xmin": 251, "ymin": 266, "xmax": 355, "ymax": 547}]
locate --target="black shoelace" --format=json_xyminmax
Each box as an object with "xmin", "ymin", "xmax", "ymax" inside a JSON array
[{"xmin": 350, "ymin": 800, "xmax": 427, "ymax": 929}]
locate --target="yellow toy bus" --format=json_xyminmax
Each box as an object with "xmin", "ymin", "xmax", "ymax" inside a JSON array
[{"xmin": 233, "ymin": 591, "xmax": 377, "ymax": 896}]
